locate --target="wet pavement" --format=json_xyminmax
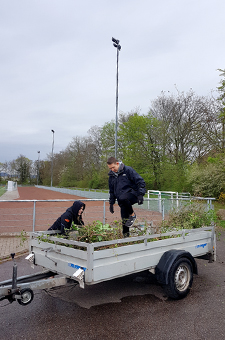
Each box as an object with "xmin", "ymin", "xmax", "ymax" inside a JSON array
[
  {"xmin": 0, "ymin": 230, "xmax": 225, "ymax": 339},
  {"xmin": 1, "ymin": 188, "xmax": 225, "ymax": 339}
]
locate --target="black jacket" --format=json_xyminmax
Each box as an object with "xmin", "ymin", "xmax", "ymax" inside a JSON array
[
  {"xmin": 108, "ymin": 163, "xmax": 146, "ymax": 205},
  {"xmin": 48, "ymin": 200, "xmax": 85, "ymax": 234}
]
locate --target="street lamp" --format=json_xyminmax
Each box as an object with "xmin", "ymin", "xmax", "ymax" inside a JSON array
[
  {"xmin": 112, "ymin": 37, "xmax": 121, "ymax": 159},
  {"xmin": 37, "ymin": 151, "xmax": 40, "ymax": 185},
  {"xmin": 50, "ymin": 129, "xmax": 55, "ymax": 187}
]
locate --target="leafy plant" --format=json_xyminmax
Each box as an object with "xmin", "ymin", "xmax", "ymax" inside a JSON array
[
  {"xmin": 17, "ymin": 230, "xmax": 29, "ymax": 247},
  {"xmin": 68, "ymin": 220, "xmax": 124, "ymax": 243},
  {"xmin": 160, "ymin": 201, "xmax": 217, "ymax": 232},
  {"xmin": 188, "ymin": 158, "xmax": 225, "ymax": 198},
  {"xmin": 35, "ymin": 203, "xmax": 217, "ymax": 251}
]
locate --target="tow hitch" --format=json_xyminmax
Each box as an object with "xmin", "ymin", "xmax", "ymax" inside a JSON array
[{"xmin": 0, "ymin": 253, "xmax": 68, "ymax": 306}]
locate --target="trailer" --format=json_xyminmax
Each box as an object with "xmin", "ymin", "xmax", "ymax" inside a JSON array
[{"xmin": 0, "ymin": 226, "xmax": 216, "ymax": 305}]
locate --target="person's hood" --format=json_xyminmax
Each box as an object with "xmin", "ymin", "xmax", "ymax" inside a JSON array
[
  {"xmin": 117, "ymin": 162, "xmax": 124, "ymax": 174},
  {"xmin": 72, "ymin": 200, "xmax": 85, "ymax": 216}
]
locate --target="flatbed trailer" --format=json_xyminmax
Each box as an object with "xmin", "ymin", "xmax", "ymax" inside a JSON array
[{"xmin": 0, "ymin": 226, "xmax": 216, "ymax": 305}]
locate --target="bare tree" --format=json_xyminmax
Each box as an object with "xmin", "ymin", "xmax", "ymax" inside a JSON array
[{"xmin": 150, "ymin": 89, "xmax": 220, "ymax": 163}]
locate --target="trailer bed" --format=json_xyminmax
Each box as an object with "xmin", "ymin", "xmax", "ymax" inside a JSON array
[{"xmin": 29, "ymin": 226, "xmax": 216, "ymax": 286}]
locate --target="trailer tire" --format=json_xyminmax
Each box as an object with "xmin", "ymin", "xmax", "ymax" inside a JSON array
[
  {"xmin": 163, "ymin": 258, "xmax": 193, "ymax": 299},
  {"xmin": 17, "ymin": 288, "xmax": 34, "ymax": 306}
]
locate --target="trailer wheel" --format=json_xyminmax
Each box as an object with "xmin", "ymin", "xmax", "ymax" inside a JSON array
[
  {"xmin": 163, "ymin": 258, "xmax": 193, "ymax": 299},
  {"xmin": 17, "ymin": 288, "xmax": 34, "ymax": 306}
]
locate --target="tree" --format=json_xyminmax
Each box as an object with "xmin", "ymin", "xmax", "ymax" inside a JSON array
[
  {"xmin": 100, "ymin": 120, "xmax": 116, "ymax": 160},
  {"xmin": 188, "ymin": 157, "xmax": 225, "ymax": 198},
  {"xmin": 118, "ymin": 112, "xmax": 163, "ymax": 189},
  {"xmin": 217, "ymin": 68, "xmax": 225, "ymax": 102},
  {"xmin": 14, "ymin": 155, "xmax": 32, "ymax": 184},
  {"xmin": 217, "ymin": 68, "xmax": 225, "ymax": 152},
  {"xmin": 150, "ymin": 89, "xmax": 216, "ymax": 164}
]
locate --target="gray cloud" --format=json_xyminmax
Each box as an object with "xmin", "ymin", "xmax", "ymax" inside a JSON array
[{"xmin": 0, "ymin": 0, "xmax": 225, "ymax": 162}]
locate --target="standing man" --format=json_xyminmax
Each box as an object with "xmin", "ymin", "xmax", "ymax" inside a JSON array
[{"xmin": 107, "ymin": 157, "xmax": 146, "ymax": 236}]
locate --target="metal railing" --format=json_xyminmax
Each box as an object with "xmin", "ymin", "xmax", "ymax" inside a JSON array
[
  {"xmin": 147, "ymin": 190, "xmax": 214, "ymax": 214},
  {"xmin": 0, "ymin": 197, "xmax": 215, "ymax": 233}
]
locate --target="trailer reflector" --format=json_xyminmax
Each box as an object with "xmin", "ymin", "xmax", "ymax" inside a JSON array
[
  {"xmin": 25, "ymin": 253, "xmax": 35, "ymax": 268},
  {"xmin": 73, "ymin": 268, "xmax": 85, "ymax": 288}
]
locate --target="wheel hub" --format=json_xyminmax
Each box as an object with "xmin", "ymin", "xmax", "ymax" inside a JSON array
[{"xmin": 174, "ymin": 265, "xmax": 190, "ymax": 292}]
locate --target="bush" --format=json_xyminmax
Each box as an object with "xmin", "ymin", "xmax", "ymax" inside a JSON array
[
  {"xmin": 161, "ymin": 201, "xmax": 216, "ymax": 231},
  {"xmin": 218, "ymin": 192, "xmax": 225, "ymax": 203},
  {"xmin": 188, "ymin": 158, "xmax": 225, "ymax": 198}
]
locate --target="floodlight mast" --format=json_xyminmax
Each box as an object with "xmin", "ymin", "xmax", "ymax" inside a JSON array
[
  {"xmin": 50, "ymin": 130, "xmax": 55, "ymax": 187},
  {"xmin": 112, "ymin": 37, "xmax": 121, "ymax": 159},
  {"xmin": 37, "ymin": 151, "xmax": 40, "ymax": 185}
]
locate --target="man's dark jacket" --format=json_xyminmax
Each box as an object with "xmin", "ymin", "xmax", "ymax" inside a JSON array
[
  {"xmin": 108, "ymin": 163, "xmax": 146, "ymax": 205},
  {"xmin": 48, "ymin": 200, "xmax": 85, "ymax": 234}
]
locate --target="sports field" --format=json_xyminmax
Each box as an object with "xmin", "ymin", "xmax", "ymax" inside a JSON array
[{"xmin": 0, "ymin": 186, "xmax": 162, "ymax": 233}]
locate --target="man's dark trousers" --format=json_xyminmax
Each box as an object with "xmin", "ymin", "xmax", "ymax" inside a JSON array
[{"xmin": 117, "ymin": 192, "xmax": 138, "ymax": 235}]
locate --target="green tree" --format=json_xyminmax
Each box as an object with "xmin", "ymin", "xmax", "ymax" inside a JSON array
[
  {"xmin": 14, "ymin": 155, "xmax": 32, "ymax": 184},
  {"xmin": 217, "ymin": 68, "xmax": 225, "ymax": 152},
  {"xmin": 100, "ymin": 120, "xmax": 116, "ymax": 161},
  {"xmin": 118, "ymin": 112, "xmax": 162, "ymax": 189},
  {"xmin": 187, "ymin": 156, "xmax": 225, "ymax": 198}
]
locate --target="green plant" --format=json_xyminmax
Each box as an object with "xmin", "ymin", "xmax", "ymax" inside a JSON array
[
  {"xmin": 37, "ymin": 233, "xmax": 53, "ymax": 244},
  {"xmin": 218, "ymin": 220, "xmax": 225, "ymax": 228},
  {"xmin": 68, "ymin": 220, "xmax": 124, "ymax": 243},
  {"xmin": 161, "ymin": 201, "xmax": 217, "ymax": 232},
  {"xmin": 17, "ymin": 230, "xmax": 29, "ymax": 247},
  {"xmin": 35, "ymin": 204, "xmax": 217, "ymax": 251}
]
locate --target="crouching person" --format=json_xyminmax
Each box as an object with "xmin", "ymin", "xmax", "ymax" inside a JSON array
[{"xmin": 48, "ymin": 200, "xmax": 85, "ymax": 234}]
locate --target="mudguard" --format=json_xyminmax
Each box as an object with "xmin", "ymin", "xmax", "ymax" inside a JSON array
[{"xmin": 155, "ymin": 249, "xmax": 198, "ymax": 285}]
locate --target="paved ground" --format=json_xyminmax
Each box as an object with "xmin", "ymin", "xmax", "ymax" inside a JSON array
[{"xmin": 0, "ymin": 230, "xmax": 224, "ymax": 339}]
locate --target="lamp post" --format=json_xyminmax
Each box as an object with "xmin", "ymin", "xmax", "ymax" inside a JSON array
[
  {"xmin": 112, "ymin": 37, "xmax": 121, "ymax": 159},
  {"xmin": 37, "ymin": 151, "xmax": 40, "ymax": 185},
  {"xmin": 50, "ymin": 130, "xmax": 55, "ymax": 187}
]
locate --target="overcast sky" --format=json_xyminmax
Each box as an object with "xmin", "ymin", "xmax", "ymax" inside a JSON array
[{"xmin": 1, "ymin": 0, "xmax": 225, "ymax": 163}]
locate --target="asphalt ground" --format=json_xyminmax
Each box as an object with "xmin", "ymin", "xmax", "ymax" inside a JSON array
[{"xmin": 0, "ymin": 230, "xmax": 224, "ymax": 339}]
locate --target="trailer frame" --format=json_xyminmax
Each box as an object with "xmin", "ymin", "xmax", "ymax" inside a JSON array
[{"xmin": 0, "ymin": 226, "xmax": 216, "ymax": 304}]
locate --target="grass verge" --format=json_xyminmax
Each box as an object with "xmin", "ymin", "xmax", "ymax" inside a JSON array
[{"xmin": 0, "ymin": 186, "xmax": 6, "ymax": 197}]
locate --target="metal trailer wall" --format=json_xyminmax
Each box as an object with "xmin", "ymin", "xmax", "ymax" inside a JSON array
[{"xmin": 30, "ymin": 227, "xmax": 215, "ymax": 285}]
